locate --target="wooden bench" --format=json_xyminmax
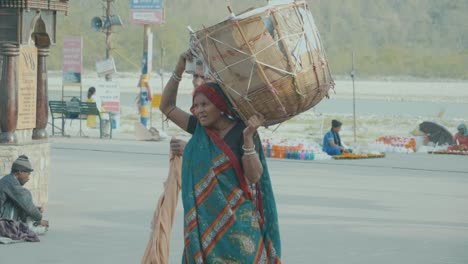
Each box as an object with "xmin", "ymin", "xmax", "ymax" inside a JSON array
[
  {"xmin": 49, "ymin": 100, "xmax": 67, "ymax": 136},
  {"xmin": 48, "ymin": 100, "xmax": 112, "ymax": 138}
]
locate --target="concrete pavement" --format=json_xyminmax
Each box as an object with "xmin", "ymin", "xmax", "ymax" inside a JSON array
[{"xmin": 1, "ymin": 138, "xmax": 467, "ymax": 263}]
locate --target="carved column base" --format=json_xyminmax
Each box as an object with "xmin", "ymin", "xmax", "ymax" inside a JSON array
[
  {"xmin": 0, "ymin": 132, "xmax": 17, "ymax": 144},
  {"xmin": 32, "ymin": 129, "xmax": 47, "ymax": 140}
]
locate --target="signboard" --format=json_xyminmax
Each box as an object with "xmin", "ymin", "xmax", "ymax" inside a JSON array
[
  {"xmin": 17, "ymin": 46, "xmax": 37, "ymax": 130},
  {"xmin": 96, "ymin": 82, "xmax": 120, "ymax": 113},
  {"xmin": 62, "ymin": 36, "xmax": 83, "ymax": 85},
  {"xmin": 130, "ymin": 0, "xmax": 164, "ymax": 25},
  {"xmin": 130, "ymin": 10, "xmax": 163, "ymax": 25},
  {"xmin": 130, "ymin": 0, "xmax": 162, "ymax": 9},
  {"xmin": 96, "ymin": 58, "xmax": 116, "ymax": 77}
]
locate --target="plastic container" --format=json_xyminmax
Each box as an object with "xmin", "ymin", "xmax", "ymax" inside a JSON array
[
  {"xmin": 110, "ymin": 113, "xmax": 120, "ymax": 130},
  {"xmin": 279, "ymin": 146, "xmax": 286, "ymax": 159},
  {"xmin": 266, "ymin": 143, "xmax": 272, "ymax": 158},
  {"xmin": 309, "ymin": 151, "xmax": 315, "ymax": 160},
  {"xmin": 271, "ymin": 145, "xmax": 277, "ymax": 158}
]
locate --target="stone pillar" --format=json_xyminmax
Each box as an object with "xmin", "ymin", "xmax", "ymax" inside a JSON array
[
  {"xmin": 0, "ymin": 44, "xmax": 20, "ymax": 144},
  {"xmin": 33, "ymin": 47, "xmax": 50, "ymax": 140}
]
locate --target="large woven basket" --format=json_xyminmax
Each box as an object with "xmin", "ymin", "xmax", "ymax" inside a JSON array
[{"xmin": 195, "ymin": 0, "xmax": 334, "ymax": 126}]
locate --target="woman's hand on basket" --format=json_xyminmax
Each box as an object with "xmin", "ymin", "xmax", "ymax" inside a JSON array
[
  {"xmin": 175, "ymin": 50, "xmax": 194, "ymax": 75},
  {"xmin": 243, "ymin": 113, "xmax": 265, "ymax": 138},
  {"xmin": 242, "ymin": 114, "xmax": 265, "ymax": 183}
]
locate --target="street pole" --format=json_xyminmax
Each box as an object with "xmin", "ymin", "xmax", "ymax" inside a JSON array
[
  {"xmin": 351, "ymin": 51, "xmax": 357, "ymax": 143},
  {"xmin": 144, "ymin": 24, "xmax": 151, "ymax": 127},
  {"xmin": 160, "ymin": 46, "xmax": 165, "ymax": 131},
  {"xmin": 105, "ymin": 0, "xmax": 112, "ymax": 81},
  {"xmin": 139, "ymin": 24, "xmax": 152, "ymax": 128}
]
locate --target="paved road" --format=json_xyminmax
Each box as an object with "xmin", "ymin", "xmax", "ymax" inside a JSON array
[{"xmin": 2, "ymin": 138, "xmax": 468, "ymax": 264}]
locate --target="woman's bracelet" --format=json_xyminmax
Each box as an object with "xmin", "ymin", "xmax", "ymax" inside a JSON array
[
  {"xmin": 166, "ymin": 106, "xmax": 177, "ymax": 117},
  {"xmin": 243, "ymin": 150, "xmax": 257, "ymax": 156},
  {"xmin": 242, "ymin": 145, "xmax": 255, "ymax": 152},
  {"xmin": 172, "ymin": 72, "xmax": 182, "ymax": 82}
]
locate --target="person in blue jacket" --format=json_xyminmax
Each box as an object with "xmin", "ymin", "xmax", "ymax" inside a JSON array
[{"xmin": 323, "ymin": 120, "xmax": 352, "ymax": 156}]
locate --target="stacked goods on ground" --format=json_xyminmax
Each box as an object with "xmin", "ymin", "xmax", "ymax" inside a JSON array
[
  {"xmin": 262, "ymin": 139, "xmax": 332, "ymax": 161},
  {"xmin": 333, "ymin": 152, "xmax": 385, "ymax": 160},
  {"xmin": 368, "ymin": 136, "xmax": 417, "ymax": 153},
  {"xmin": 430, "ymin": 149, "xmax": 468, "ymax": 155}
]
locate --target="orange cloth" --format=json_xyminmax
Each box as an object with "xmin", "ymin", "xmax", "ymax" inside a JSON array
[
  {"xmin": 142, "ymin": 153, "xmax": 182, "ymax": 264},
  {"xmin": 454, "ymin": 133, "xmax": 468, "ymax": 146},
  {"xmin": 448, "ymin": 133, "xmax": 468, "ymax": 151}
]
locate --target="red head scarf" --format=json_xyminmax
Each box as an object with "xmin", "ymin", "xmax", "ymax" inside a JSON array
[{"xmin": 191, "ymin": 83, "xmax": 234, "ymax": 118}]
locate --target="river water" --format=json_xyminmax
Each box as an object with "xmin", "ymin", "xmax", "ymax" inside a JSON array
[{"xmin": 48, "ymin": 79, "xmax": 468, "ymax": 119}]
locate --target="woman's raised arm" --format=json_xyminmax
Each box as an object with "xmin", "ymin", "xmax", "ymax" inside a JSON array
[{"xmin": 160, "ymin": 51, "xmax": 192, "ymax": 132}]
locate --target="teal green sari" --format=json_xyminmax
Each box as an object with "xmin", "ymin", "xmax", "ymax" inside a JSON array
[{"xmin": 181, "ymin": 122, "xmax": 281, "ymax": 263}]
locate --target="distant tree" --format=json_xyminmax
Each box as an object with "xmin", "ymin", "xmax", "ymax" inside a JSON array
[{"xmin": 48, "ymin": 0, "xmax": 468, "ymax": 79}]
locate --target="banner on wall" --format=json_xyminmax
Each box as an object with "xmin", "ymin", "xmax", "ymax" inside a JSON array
[{"xmin": 62, "ymin": 36, "xmax": 83, "ymax": 86}]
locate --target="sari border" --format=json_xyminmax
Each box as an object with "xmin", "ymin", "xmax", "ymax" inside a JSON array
[{"xmin": 205, "ymin": 128, "xmax": 253, "ymax": 200}]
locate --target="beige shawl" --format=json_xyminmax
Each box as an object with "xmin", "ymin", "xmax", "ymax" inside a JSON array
[{"xmin": 142, "ymin": 154, "xmax": 181, "ymax": 264}]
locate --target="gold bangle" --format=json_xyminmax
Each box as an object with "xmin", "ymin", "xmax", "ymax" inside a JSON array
[
  {"xmin": 172, "ymin": 72, "xmax": 182, "ymax": 82},
  {"xmin": 242, "ymin": 145, "xmax": 255, "ymax": 152},
  {"xmin": 243, "ymin": 150, "xmax": 257, "ymax": 156}
]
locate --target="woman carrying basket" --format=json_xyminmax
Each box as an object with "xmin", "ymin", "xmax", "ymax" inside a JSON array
[{"xmin": 160, "ymin": 52, "xmax": 282, "ymax": 263}]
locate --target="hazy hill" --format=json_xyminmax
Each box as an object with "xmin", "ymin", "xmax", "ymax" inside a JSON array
[{"xmin": 50, "ymin": 0, "xmax": 468, "ymax": 79}]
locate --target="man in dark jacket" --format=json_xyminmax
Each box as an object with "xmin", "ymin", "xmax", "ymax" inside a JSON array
[{"xmin": 0, "ymin": 155, "xmax": 48, "ymax": 227}]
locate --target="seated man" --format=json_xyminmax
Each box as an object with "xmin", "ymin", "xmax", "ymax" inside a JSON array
[
  {"xmin": 448, "ymin": 123, "xmax": 468, "ymax": 151},
  {"xmin": 0, "ymin": 155, "xmax": 49, "ymax": 242},
  {"xmin": 323, "ymin": 120, "xmax": 352, "ymax": 156}
]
